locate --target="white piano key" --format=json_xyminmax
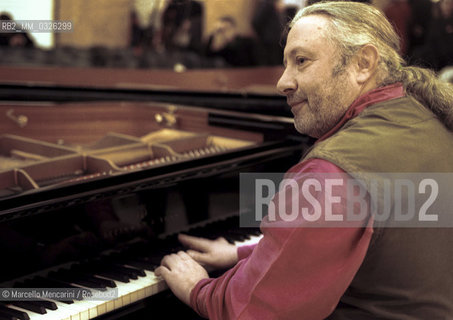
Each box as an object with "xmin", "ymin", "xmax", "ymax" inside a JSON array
[
  {"xmin": 234, "ymin": 234, "xmax": 263, "ymax": 247},
  {"xmin": 61, "ymin": 292, "xmax": 108, "ymax": 319},
  {"xmin": 72, "ymin": 299, "xmax": 100, "ymax": 320},
  {"xmin": 39, "ymin": 300, "xmax": 77, "ymax": 320},
  {"xmin": 42, "ymin": 300, "xmax": 80, "ymax": 320},
  {"xmin": 110, "ymin": 279, "xmax": 139, "ymax": 309},
  {"xmin": 45, "ymin": 301, "xmax": 82, "ymax": 320}
]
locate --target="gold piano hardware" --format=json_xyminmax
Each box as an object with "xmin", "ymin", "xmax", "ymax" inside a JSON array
[
  {"xmin": 154, "ymin": 106, "xmax": 178, "ymax": 127},
  {"xmin": 6, "ymin": 109, "xmax": 28, "ymax": 128}
]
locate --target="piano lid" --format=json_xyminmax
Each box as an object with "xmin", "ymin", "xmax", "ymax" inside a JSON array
[
  {"xmin": 0, "ymin": 65, "xmax": 284, "ymax": 95},
  {"xmin": 0, "ymin": 66, "xmax": 291, "ymax": 117}
]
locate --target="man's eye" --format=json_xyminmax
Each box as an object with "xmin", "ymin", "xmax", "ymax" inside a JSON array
[{"xmin": 296, "ymin": 57, "xmax": 306, "ymax": 65}]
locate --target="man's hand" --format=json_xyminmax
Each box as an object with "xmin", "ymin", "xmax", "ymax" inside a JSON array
[
  {"xmin": 178, "ymin": 233, "xmax": 238, "ymax": 270},
  {"xmin": 154, "ymin": 251, "xmax": 209, "ymax": 305}
]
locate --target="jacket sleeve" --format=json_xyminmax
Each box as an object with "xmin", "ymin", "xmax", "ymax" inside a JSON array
[
  {"xmin": 189, "ymin": 159, "xmax": 374, "ymax": 319},
  {"xmin": 237, "ymin": 244, "xmax": 257, "ymax": 261}
]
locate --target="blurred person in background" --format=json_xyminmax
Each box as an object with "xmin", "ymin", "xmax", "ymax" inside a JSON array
[
  {"xmin": 411, "ymin": 0, "xmax": 453, "ymax": 70},
  {"xmin": 204, "ymin": 16, "xmax": 255, "ymax": 67},
  {"xmin": 252, "ymin": 0, "xmax": 284, "ymax": 65},
  {"xmin": 0, "ymin": 13, "xmax": 35, "ymax": 48}
]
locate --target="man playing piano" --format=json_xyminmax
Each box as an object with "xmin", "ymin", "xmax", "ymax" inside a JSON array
[{"xmin": 155, "ymin": 2, "xmax": 453, "ymax": 319}]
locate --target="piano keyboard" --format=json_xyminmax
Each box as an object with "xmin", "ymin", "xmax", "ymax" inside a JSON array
[{"xmin": 0, "ymin": 216, "xmax": 262, "ymax": 320}]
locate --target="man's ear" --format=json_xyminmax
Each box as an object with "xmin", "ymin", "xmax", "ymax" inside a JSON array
[{"xmin": 354, "ymin": 44, "xmax": 379, "ymax": 84}]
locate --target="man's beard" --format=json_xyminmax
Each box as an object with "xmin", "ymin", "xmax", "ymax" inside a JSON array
[{"xmin": 293, "ymin": 70, "xmax": 351, "ymax": 138}]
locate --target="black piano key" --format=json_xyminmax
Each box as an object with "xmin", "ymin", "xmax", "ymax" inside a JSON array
[
  {"xmin": 220, "ymin": 233, "xmax": 240, "ymax": 242},
  {"xmin": 0, "ymin": 313, "xmax": 22, "ymax": 320},
  {"xmin": 242, "ymin": 228, "xmax": 262, "ymax": 236},
  {"xmin": 223, "ymin": 230, "xmax": 248, "ymax": 242},
  {"xmin": 17, "ymin": 277, "xmax": 78, "ymax": 303},
  {"xmin": 122, "ymin": 245, "xmax": 166, "ymax": 266},
  {"xmin": 232, "ymin": 231, "xmax": 251, "ymax": 240},
  {"xmin": 95, "ymin": 267, "xmax": 133, "ymax": 282},
  {"xmin": 123, "ymin": 259, "xmax": 157, "ymax": 271},
  {"xmin": 9, "ymin": 302, "xmax": 46, "ymax": 315},
  {"xmin": 76, "ymin": 279, "xmax": 107, "ymax": 291},
  {"xmin": 105, "ymin": 265, "xmax": 139, "ymax": 280},
  {"xmin": 194, "ymin": 227, "xmax": 222, "ymax": 239},
  {"xmin": 115, "ymin": 264, "xmax": 146, "ymax": 277},
  {"xmin": 0, "ymin": 305, "xmax": 29, "ymax": 320},
  {"xmin": 234, "ymin": 227, "xmax": 255, "ymax": 235},
  {"xmin": 184, "ymin": 217, "xmax": 240, "ymax": 240},
  {"xmin": 15, "ymin": 299, "xmax": 57, "ymax": 312},
  {"xmin": 113, "ymin": 243, "xmax": 171, "ymax": 269},
  {"xmin": 106, "ymin": 253, "xmax": 154, "ymax": 273},
  {"xmin": 48, "ymin": 271, "xmax": 107, "ymax": 291},
  {"xmin": 157, "ymin": 241, "xmax": 183, "ymax": 254},
  {"xmin": 68, "ymin": 267, "xmax": 117, "ymax": 288},
  {"xmin": 34, "ymin": 300, "xmax": 57, "ymax": 311},
  {"xmin": 0, "ymin": 315, "xmax": 19, "ymax": 320},
  {"xmin": 10, "ymin": 277, "xmax": 74, "ymax": 304},
  {"xmin": 93, "ymin": 270, "xmax": 129, "ymax": 283},
  {"xmin": 102, "ymin": 254, "xmax": 148, "ymax": 276},
  {"xmin": 50, "ymin": 269, "xmax": 95, "ymax": 285},
  {"xmin": 84, "ymin": 275, "xmax": 116, "ymax": 288},
  {"xmin": 73, "ymin": 260, "xmax": 135, "ymax": 283},
  {"xmin": 223, "ymin": 237, "xmax": 236, "ymax": 244},
  {"xmin": 21, "ymin": 276, "xmax": 74, "ymax": 289},
  {"xmin": 145, "ymin": 254, "xmax": 167, "ymax": 266}
]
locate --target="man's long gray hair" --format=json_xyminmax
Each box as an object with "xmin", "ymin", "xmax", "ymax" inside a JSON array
[{"xmin": 291, "ymin": 1, "xmax": 453, "ymax": 129}]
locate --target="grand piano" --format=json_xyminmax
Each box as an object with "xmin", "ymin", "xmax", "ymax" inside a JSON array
[{"xmin": 0, "ymin": 65, "xmax": 311, "ymax": 319}]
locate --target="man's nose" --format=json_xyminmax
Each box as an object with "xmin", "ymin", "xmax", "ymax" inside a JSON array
[{"xmin": 276, "ymin": 68, "xmax": 296, "ymax": 96}]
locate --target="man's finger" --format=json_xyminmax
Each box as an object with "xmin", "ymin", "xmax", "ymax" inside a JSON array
[
  {"xmin": 186, "ymin": 249, "xmax": 207, "ymax": 264},
  {"xmin": 154, "ymin": 266, "xmax": 169, "ymax": 278},
  {"xmin": 177, "ymin": 250, "xmax": 192, "ymax": 260},
  {"xmin": 178, "ymin": 233, "xmax": 212, "ymax": 251},
  {"xmin": 160, "ymin": 253, "xmax": 178, "ymax": 268}
]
